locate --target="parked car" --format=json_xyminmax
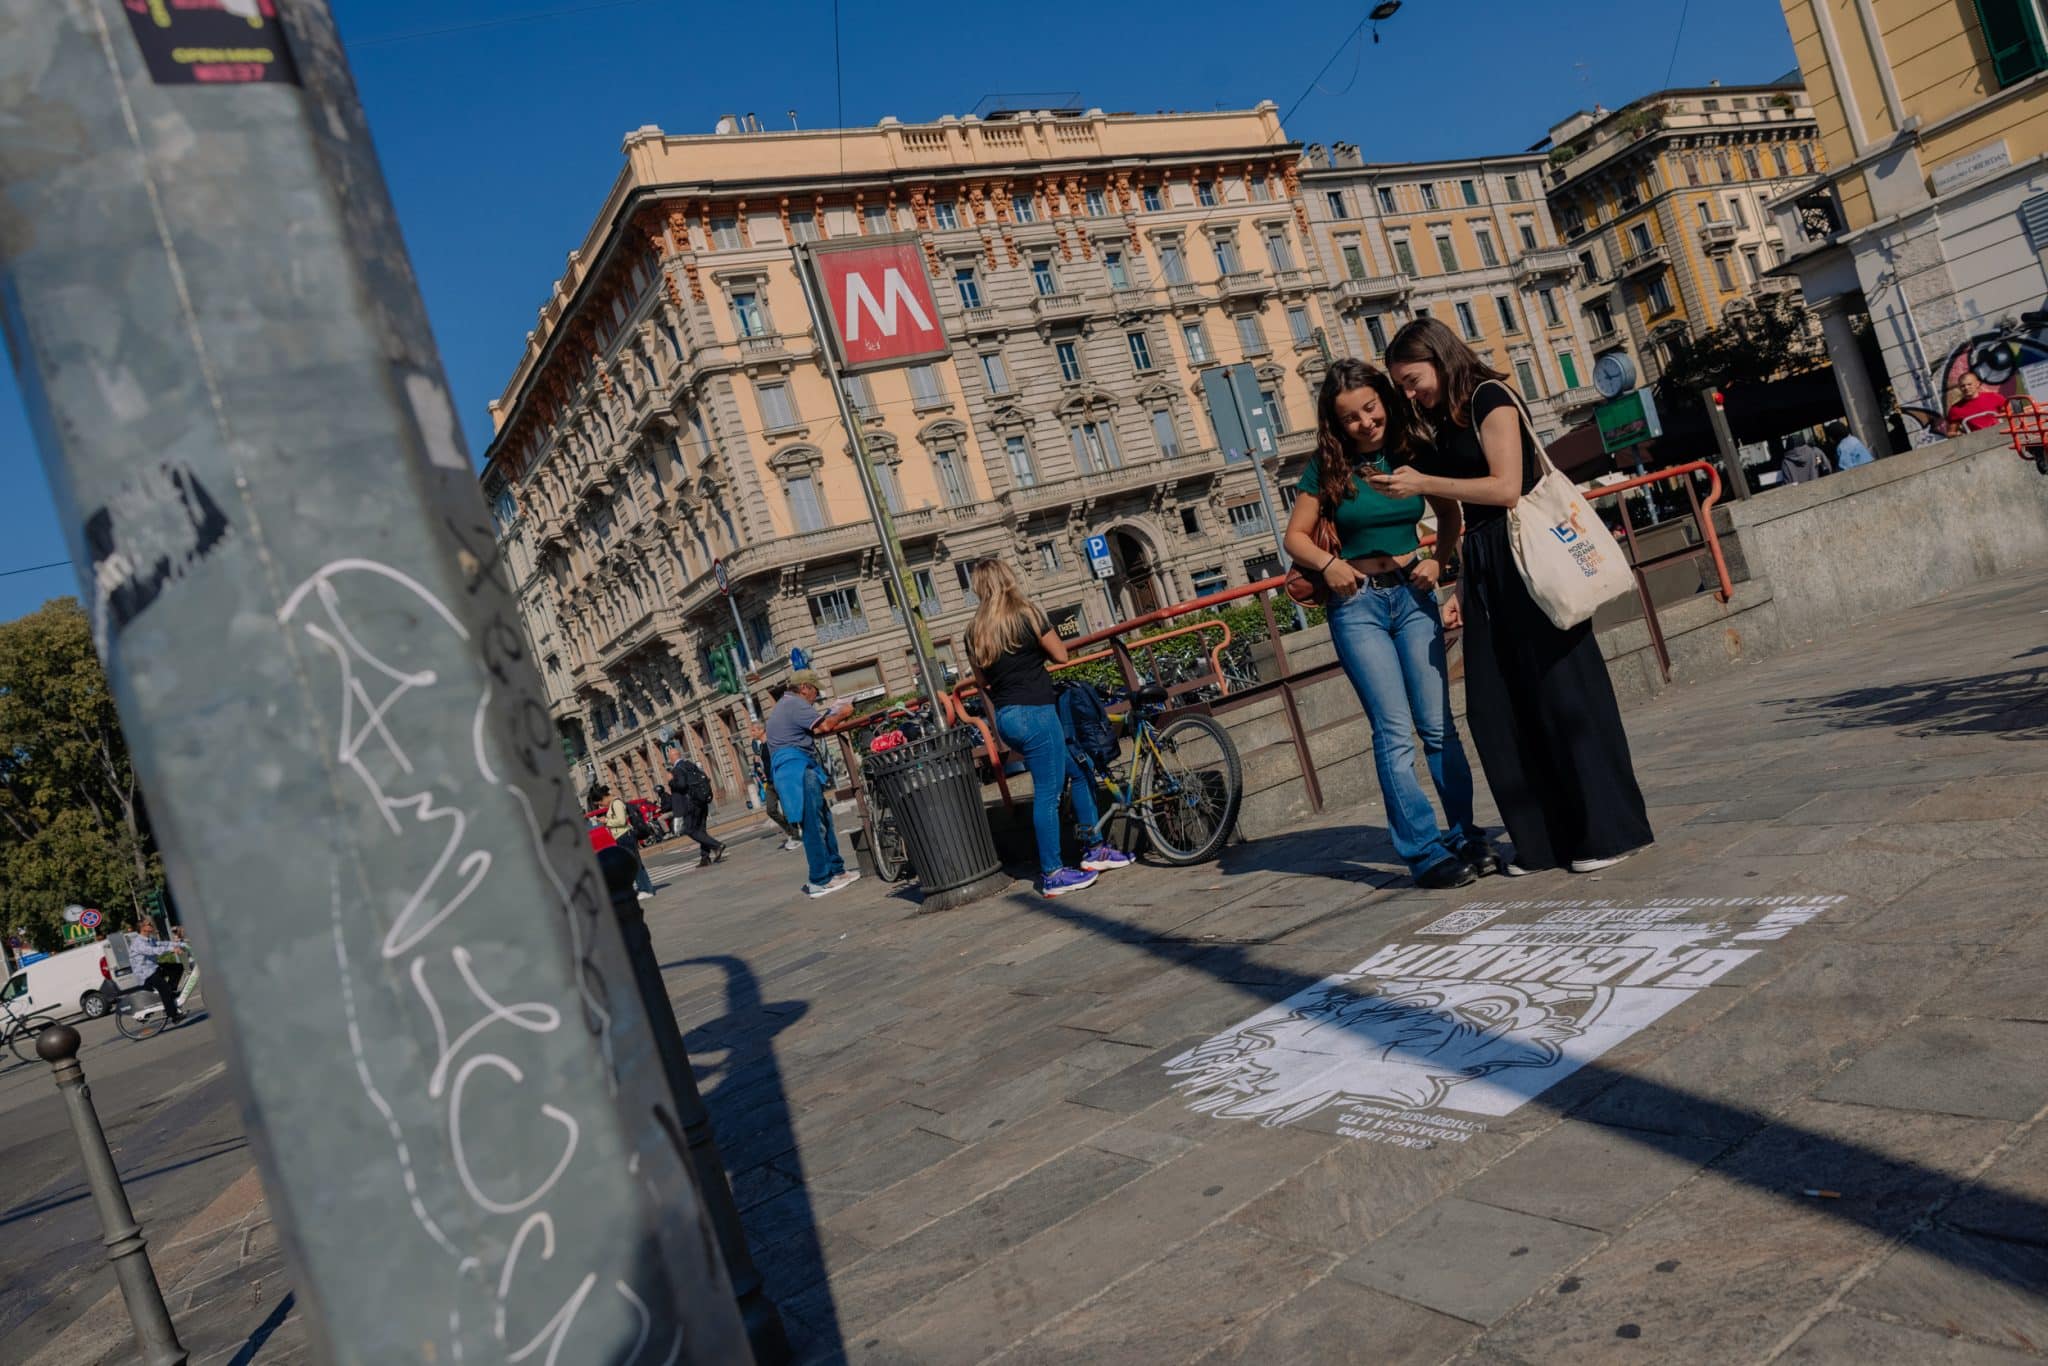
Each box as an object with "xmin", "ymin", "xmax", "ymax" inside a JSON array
[{"xmin": 2, "ymin": 941, "xmax": 115, "ymax": 1020}]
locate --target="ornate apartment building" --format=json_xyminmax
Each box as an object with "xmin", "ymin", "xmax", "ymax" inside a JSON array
[
  {"xmin": 1298, "ymin": 146, "xmax": 1599, "ymax": 443},
  {"xmin": 481, "ymin": 104, "xmax": 1343, "ymax": 804},
  {"xmin": 1542, "ymin": 80, "xmax": 1829, "ymax": 387}
]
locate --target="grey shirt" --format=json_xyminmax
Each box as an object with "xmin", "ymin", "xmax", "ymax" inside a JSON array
[
  {"xmin": 765, "ymin": 693, "xmax": 823, "ymax": 759},
  {"xmin": 1781, "ymin": 444, "xmax": 1831, "ymax": 484}
]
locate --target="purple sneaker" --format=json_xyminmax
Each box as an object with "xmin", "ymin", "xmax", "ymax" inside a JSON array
[
  {"xmin": 1040, "ymin": 867, "xmax": 1099, "ymax": 898},
  {"xmin": 1080, "ymin": 844, "xmax": 1134, "ymax": 873}
]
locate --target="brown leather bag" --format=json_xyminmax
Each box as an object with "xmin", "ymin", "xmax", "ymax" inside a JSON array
[{"xmin": 1283, "ymin": 510, "xmax": 1341, "ymax": 607}]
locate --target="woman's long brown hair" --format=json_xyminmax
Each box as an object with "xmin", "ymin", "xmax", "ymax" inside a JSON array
[
  {"xmin": 1312, "ymin": 358, "xmax": 1422, "ymax": 513},
  {"xmin": 964, "ymin": 558, "xmax": 1046, "ymax": 669},
  {"xmin": 1386, "ymin": 316, "xmax": 1510, "ymax": 428}
]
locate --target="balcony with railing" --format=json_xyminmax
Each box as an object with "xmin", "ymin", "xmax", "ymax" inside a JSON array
[
  {"xmin": 1031, "ymin": 290, "xmax": 1094, "ymax": 323},
  {"xmin": 893, "ymin": 499, "xmax": 998, "ymax": 539},
  {"xmin": 813, "ymin": 614, "xmax": 871, "ymax": 646},
  {"xmin": 1617, "ymin": 244, "xmax": 1669, "ymax": 277},
  {"xmin": 1272, "ymin": 268, "xmax": 1315, "ymax": 294},
  {"xmin": 1166, "ymin": 281, "xmax": 1204, "ymax": 308},
  {"xmin": 1337, "ymin": 274, "xmax": 1411, "ymax": 306},
  {"xmin": 959, "ymin": 304, "xmax": 1003, "ymax": 333},
  {"xmin": 740, "ymin": 333, "xmax": 791, "ymax": 360},
  {"xmin": 1554, "ymin": 385, "xmax": 1601, "ymax": 412},
  {"xmin": 1513, "ymin": 247, "xmax": 1578, "ymax": 284},
  {"xmin": 1219, "ymin": 271, "xmax": 1272, "ymax": 301},
  {"xmin": 1697, "ymin": 219, "xmax": 1739, "ymax": 251}
]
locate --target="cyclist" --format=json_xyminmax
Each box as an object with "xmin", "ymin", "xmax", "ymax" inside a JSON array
[
  {"xmin": 128, "ymin": 924, "xmax": 188, "ymax": 1024},
  {"xmin": 965, "ymin": 559, "xmax": 1133, "ymax": 898}
]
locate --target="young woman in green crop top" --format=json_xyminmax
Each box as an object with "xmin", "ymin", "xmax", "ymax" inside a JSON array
[{"xmin": 1281, "ymin": 358, "xmax": 1501, "ymax": 889}]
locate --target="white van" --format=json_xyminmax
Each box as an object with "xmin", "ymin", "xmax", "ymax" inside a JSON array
[{"xmin": 2, "ymin": 941, "xmax": 114, "ymax": 1021}]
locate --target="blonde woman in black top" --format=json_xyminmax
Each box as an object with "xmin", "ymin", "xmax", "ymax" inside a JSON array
[{"xmin": 1377, "ymin": 318, "xmax": 1651, "ymax": 876}]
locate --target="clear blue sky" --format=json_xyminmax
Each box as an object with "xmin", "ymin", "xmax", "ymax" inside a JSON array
[{"xmin": 0, "ymin": 0, "xmax": 1797, "ymax": 622}]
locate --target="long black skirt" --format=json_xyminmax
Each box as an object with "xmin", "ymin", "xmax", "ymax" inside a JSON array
[{"xmin": 1458, "ymin": 516, "xmax": 1652, "ymax": 871}]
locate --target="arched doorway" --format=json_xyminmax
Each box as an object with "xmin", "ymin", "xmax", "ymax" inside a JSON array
[{"xmin": 1112, "ymin": 527, "xmax": 1164, "ymax": 617}]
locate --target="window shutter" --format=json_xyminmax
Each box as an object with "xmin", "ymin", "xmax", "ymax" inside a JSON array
[{"xmin": 1974, "ymin": 0, "xmax": 2048, "ymax": 87}]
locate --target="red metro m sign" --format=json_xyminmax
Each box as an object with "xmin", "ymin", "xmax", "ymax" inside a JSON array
[{"xmin": 804, "ymin": 237, "xmax": 952, "ymax": 374}]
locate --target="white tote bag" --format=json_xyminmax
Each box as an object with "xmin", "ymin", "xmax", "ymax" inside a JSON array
[{"xmin": 1486, "ymin": 382, "xmax": 1635, "ymax": 629}]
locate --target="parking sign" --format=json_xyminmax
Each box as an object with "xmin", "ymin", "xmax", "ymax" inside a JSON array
[{"xmin": 1085, "ymin": 535, "xmax": 1114, "ymax": 580}]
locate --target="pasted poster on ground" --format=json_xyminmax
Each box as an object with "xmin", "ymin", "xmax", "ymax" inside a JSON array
[{"xmin": 1164, "ymin": 896, "xmax": 1842, "ymax": 1150}]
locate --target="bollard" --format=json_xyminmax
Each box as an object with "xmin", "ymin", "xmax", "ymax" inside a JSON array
[
  {"xmin": 598, "ymin": 848, "xmax": 793, "ymax": 1365},
  {"xmin": 36, "ymin": 1025, "xmax": 187, "ymax": 1366}
]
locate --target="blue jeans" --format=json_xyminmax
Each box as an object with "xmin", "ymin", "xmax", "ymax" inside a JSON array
[
  {"xmin": 1327, "ymin": 581, "xmax": 1480, "ymax": 874},
  {"xmin": 771, "ymin": 749, "xmax": 845, "ymax": 887},
  {"xmin": 996, "ymin": 703, "xmax": 1102, "ymax": 877}
]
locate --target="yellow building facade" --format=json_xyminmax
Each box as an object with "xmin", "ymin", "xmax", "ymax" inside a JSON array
[
  {"xmin": 1543, "ymin": 81, "xmax": 1829, "ymax": 391},
  {"xmin": 481, "ymin": 105, "xmax": 1336, "ymax": 803},
  {"xmin": 1772, "ymin": 0, "xmax": 2048, "ymax": 422}
]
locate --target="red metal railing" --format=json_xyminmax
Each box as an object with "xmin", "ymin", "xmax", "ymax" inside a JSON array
[{"xmin": 1581, "ymin": 458, "xmax": 1734, "ymax": 681}]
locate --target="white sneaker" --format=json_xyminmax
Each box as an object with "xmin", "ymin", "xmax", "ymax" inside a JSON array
[
  {"xmin": 781, "ymin": 838, "xmax": 803, "ymax": 852},
  {"xmin": 1571, "ymin": 845, "xmax": 1649, "ymax": 874},
  {"xmin": 828, "ymin": 870, "xmax": 861, "ymax": 892},
  {"xmin": 803, "ymin": 882, "xmax": 831, "ymax": 898},
  {"xmin": 637, "ymin": 891, "xmax": 655, "ymax": 901},
  {"xmin": 1503, "ymin": 863, "xmax": 1535, "ymax": 877}
]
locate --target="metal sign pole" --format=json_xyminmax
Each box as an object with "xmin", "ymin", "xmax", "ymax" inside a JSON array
[
  {"xmin": 0, "ymin": 4, "xmax": 750, "ymax": 1361},
  {"xmin": 790, "ymin": 246, "xmax": 947, "ymax": 712}
]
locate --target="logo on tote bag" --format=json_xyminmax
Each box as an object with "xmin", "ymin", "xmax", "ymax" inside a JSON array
[{"xmin": 1548, "ymin": 504, "xmax": 1589, "ymax": 545}]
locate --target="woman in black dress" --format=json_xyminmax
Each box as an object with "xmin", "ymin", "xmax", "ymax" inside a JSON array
[{"xmin": 1373, "ymin": 318, "xmax": 1651, "ymax": 875}]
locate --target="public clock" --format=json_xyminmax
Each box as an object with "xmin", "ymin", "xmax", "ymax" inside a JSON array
[{"xmin": 1593, "ymin": 351, "xmax": 1638, "ymax": 399}]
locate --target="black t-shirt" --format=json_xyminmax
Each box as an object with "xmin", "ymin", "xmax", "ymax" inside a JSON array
[
  {"xmin": 982, "ymin": 616, "xmax": 1058, "ymax": 709},
  {"xmin": 1416, "ymin": 382, "xmax": 1538, "ymax": 529}
]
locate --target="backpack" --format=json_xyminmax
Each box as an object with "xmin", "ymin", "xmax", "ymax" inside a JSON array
[
  {"xmin": 1056, "ymin": 681, "xmax": 1120, "ymax": 773},
  {"xmin": 672, "ymin": 758, "xmax": 713, "ymax": 806}
]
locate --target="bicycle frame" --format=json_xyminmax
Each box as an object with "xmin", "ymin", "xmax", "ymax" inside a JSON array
[{"xmin": 1078, "ymin": 712, "xmax": 1172, "ymax": 840}]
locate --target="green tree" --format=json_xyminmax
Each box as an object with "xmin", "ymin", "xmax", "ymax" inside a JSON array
[
  {"xmin": 0, "ymin": 598, "xmax": 159, "ymax": 950},
  {"xmin": 1654, "ymin": 293, "xmax": 1831, "ymax": 425}
]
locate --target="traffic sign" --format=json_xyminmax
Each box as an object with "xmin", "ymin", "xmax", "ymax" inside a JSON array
[
  {"xmin": 79, "ymin": 908, "xmax": 103, "ymax": 930},
  {"xmin": 713, "ymin": 558, "xmax": 730, "ymax": 596},
  {"xmin": 790, "ymin": 647, "xmax": 810, "ymax": 671},
  {"xmin": 1085, "ymin": 534, "xmax": 1114, "ymax": 581},
  {"xmin": 803, "ymin": 236, "xmax": 951, "ymax": 373}
]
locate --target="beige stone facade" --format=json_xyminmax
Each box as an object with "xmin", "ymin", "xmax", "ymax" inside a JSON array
[
  {"xmin": 481, "ymin": 105, "xmax": 1339, "ymax": 804},
  {"xmin": 1298, "ymin": 146, "xmax": 1598, "ymax": 441}
]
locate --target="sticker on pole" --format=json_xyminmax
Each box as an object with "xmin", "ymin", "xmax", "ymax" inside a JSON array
[
  {"xmin": 714, "ymin": 559, "xmax": 730, "ymax": 596},
  {"xmin": 804, "ymin": 237, "xmax": 951, "ymax": 374},
  {"xmin": 1085, "ymin": 535, "xmax": 1115, "ymax": 581},
  {"xmin": 120, "ymin": 0, "xmax": 303, "ymax": 86}
]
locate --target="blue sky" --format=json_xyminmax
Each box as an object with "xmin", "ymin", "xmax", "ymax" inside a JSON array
[{"xmin": 0, "ymin": 0, "xmax": 1798, "ymax": 621}]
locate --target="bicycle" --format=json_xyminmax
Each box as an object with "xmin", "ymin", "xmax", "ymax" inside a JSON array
[
  {"xmin": 1, "ymin": 995, "xmax": 63, "ymax": 1065},
  {"xmin": 1080, "ymin": 682, "xmax": 1243, "ymax": 865},
  {"xmin": 847, "ymin": 702, "xmax": 928, "ymax": 884},
  {"xmin": 106, "ymin": 963, "xmax": 201, "ymax": 1042}
]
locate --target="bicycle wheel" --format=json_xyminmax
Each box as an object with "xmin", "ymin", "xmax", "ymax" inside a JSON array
[
  {"xmin": 113, "ymin": 998, "xmax": 166, "ymax": 1042},
  {"xmin": 6, "ymin": 1015, "xmax": 61, "ymax": 1064},
  {"xmin": 864, "ymin": 803, "xmax": 912, "ymax": 882},
  {"xmin": 1136, "ymin": 713, "xmax": 1242, "ymax": 865}
]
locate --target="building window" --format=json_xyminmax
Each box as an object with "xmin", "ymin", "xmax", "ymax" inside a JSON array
[
  {"xmin": 873, "ymin": 460, "xmax": 905, "ymax": 513},
  {"xmin": 840, "ymin": 373, "xmax": 876, "ymax": 417},
  {"xmin": 1539, "ymin": 288, "xmax": 1561, "ymax": 327},
  {"xmin": 908, "ymin": 363, "xmax": 944, "ymax": 404},
  {"xmin": 1714, "ymin": 255, "xmax": 1735, "ymax": 290},
  {"xmin": 1558, "ymin": 351, "xmax": 1580, "ymax": 388},
  {"xmin": 1377, "ymin": 186, "xmax": 1398, "ymax": 213},
  {"xmin": 1974, "ymin": 0, "xmax": 2048, "ymax": 85},
  {"xmin": 808, "ymin": 586, "xmax": 864, "ymax": 637},
  {"xmin": 1341, "ymin": 242, "xmax": 1368, "ymax": 278},
  {"xmin": 757, "ymin": 381, "xmax": 797, "ymax": 430},
  {"xmin": 1728, "ymin": 196, "xmax": 1748, "ymax": 229},
  {"xmin": 1259, "ymin": 386, "xmax": 1288, "ymax": 433},
  {"xmin": 1127, "ymin": 332, "xmax": 1155, "ymax": 372},
  {"xmin": 1227, "ymin": 500, "xmax": 1270, "ymax": 537},
  {"xmin": 1504, "ymin": 174, "xmax": 1522, "ymax": 201},
  {"xmin": 1287, "ymin": 306, "xmax": 1313, "ymax": 344},
  {"xmin": 1252, "ymin": 176, "xmax": 1273, "ymax": 202},
  {"xmin": 1182, "ymin": 322, "xmax": 1211, "ymax": 363},
  {"xmin": 786, "ymin": 474, "xmax": 826, "ymax": 532},
  {"xmin": 1159, "ymin": 241, "xmax": 1189, "ymax": 284},
  {"xmin": 1265, "ymin": 231, "xmax": 1297, "ymax": 272},
  {"xmin": 1031, "ymin": 258, "xmax": 1057, "ymax": 296},
  {"xmin": 1800, "ymin": 143, "xmax": 1818, "ymax": 174},
  {"xmin": 1235, "ymin": 313, "xmax": 1268, "ymax": 354},
  {"xmin": 1475, "ymin": 227, "xmax": 1500, "ymax": 267},
  {"xmin": 1742, "ymin": 247, "xmax": 1762, "ymax": 283},
  {"xmin": 954, "ymin": 267, "xmax": 982, "ymax": 308},
  {"xmin": 1771, "ymin": 145, "xmax": 1790, "ymax": 177},
  {"xmin": 1006, "ymin": 436, "xmax": 1037, "ymax": 487},
  {"xmin": 1514, "ymin": 358, "xmax": 1539, "ymax": 396},
  {"xmin": 933, "ymin": 201, "xmax": 959, "ymax": 230},
  {"xmin": 1435, "ymin": 232, "xmax": 1461, "ymax": 273},
  {"xmin": 1197, "ymin": 180, "xmax": 1217, "ymax": 207},
  {"xmin": 1392, "ymin": 239, "xmax": 1418, "ymax": 276},
  {"xmin": 1645, "ymin": 276, "xmax": 1673, "ymax": 313},
  {"xmin": 1011, "ymin": 193, "xmax": 1036, "ymax": 222},
  {"xmin": 1495, "ymin": 295, "xmax": 1520, "ymax": 333},
  {"xmin": 1743, "ymin": 147, "xmax": 1762, "ymax": 179},
  {"xmin": 1364, "ymin": 314, "xmax": 1388, "ymax": 352},
  {"xmin": 1326, "ymin": 189, "xmax": 1349, "ymax": 219},
  {"xmin": 954, "ymin": 560, "xmax": 979, "ymax": 607},
  {"xmin": 1628, "ymin": 222, "xmax": 1654, "ymax": 254},
  {"xmin": 1070, "ymin": 420, "xmax": 1120, "ymax": 472},
  {"xmin": 933, "ymin": 445, "xmax": 973, "ymax": 506},
  {"xmin": 1037, "ymin": 540, "xmax": 1062, "ymax": 572},
  {"xmin": 731, "ymin": 290, "xmax": 766, "ymax": 337},
  {"xmin": 1056, "ymin": 340, "xmax": 1084, "ymax": 382},
  {"xmin": 1213, "ymin": 236, "xmax": 1244, "ymax": 274},
  {"xmin": 865, "ymin": 204, "xmax": 891, "ymax": 234},
  {"xmin": 1460, "ymin": 178, "xmax": 1480, "ymax": 206},
  {"xmin": 980, "ymin": 351, "xmax": 1011, "ymax": 393},
  {"xmin": 1105, "ymin": 250, "xmax": 1130, "ymax": 289},
  {"xmin": 711, "ymin": 216, "xmax": 742, "ymax": 250},
  {"xmin": 1190, "ymin": 565, "xmax": 1227, "ymax": 595},
  {"xmin": 1085, "ymin": 187, "xmax": 1108, "ymax": 217},
  {"xmin": 1142, "ymin": 184, "xmax": 1164, "ymax": 212},
  {"xmin": 1152, "ymin": 408, "xmax": 1182, "ymax": 457},
  {"xmin": 1519, "ymin": 222, "xmax": 1539, "ymax": 252},
  {"xmin": 1455, "ymin": 301, "xmax": 1481, "ymax": 339},
  {"xmin": 1715, "ymin": 149, "xmax": 1733, "ymax": 180},
  {"xmin": 1420, "ymin": 183, "xmax": 1440, "ymax": 210},
  {"xmin": 1589, "ymin": 300, "xmax": 1615, "ymax": 335}
]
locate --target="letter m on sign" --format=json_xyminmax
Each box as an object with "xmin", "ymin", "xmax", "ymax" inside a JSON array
[{"xmin": 809, "ymin": 239, "xmax": 951, "ymax": 372}]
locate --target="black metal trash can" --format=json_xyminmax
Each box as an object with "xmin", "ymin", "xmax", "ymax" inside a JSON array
[{"xmin": 862, "ymin": 724, "xmax": 1002, "ymax": 896}]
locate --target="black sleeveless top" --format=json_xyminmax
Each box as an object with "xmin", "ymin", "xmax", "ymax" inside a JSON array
[{"xmin": 1415, "ymin": 382, "xmax": 1539, "ymax": 530}]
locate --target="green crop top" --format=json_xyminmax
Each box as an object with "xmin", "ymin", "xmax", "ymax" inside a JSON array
[{"xmin": 1295, "ymin": 454, "xmax": 1426, "ymax": 560}]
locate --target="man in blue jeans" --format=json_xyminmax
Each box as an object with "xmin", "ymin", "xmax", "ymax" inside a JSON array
[{"xmin": 765, "ymin": 671, "xmax": 861, "ymax": 898}]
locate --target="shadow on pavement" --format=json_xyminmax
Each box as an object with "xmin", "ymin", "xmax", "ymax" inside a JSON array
[
  {"xmin": 1019, "ymin": 893, "xmax": 2048, "ymax": 1302},
  {"xmin": 225, "ymin": 1290, "xmax": 294, "ymax": 1366},
  {"xmin": 1777, "ymin": 666, "xmax": 2048, "ymax": 741},
  {"xmin": 0, "ymin": 1136, "xmax": 249, "ymax": 1231}
]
